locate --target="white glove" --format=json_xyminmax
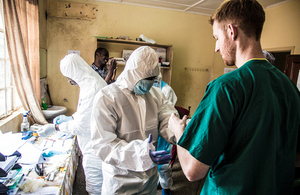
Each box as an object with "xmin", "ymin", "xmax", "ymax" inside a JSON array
[
  {"xmin": 37, "ymin": 124, "xmax": 56, "ymax": 137},
  {"xmin": 53, "ymin": 115, "xmax": 73, "ymax": 124}
]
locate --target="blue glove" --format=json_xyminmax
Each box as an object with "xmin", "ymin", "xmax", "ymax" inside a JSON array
[
  {"xmin": 38, "ymin": 124, "xmax": 56, "ymax": 137},
  {"xmin": 148, "ymin": 134, "xmax": 171, "ymax": 165},
  {"xmin": 53, "ymin": 115, "xmax": 73, "ymax": 124}
]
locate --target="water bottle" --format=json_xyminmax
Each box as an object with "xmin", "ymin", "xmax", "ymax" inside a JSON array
[
  {"xmin": 42, "ymin": 98, "xmax": 47, "ymax": 110},
  {"xmin": 20, "ymin": 111, "xmax": 30, "ymax": 134}
]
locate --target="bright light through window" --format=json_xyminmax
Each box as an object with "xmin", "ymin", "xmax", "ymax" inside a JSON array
[{"xmin": 0, "ymin": 4, "xmax": 21, "ymax": 119}]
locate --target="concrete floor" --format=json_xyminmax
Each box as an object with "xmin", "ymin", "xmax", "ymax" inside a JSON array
[
  {"xmin": 73, "ymin": 155, "xmax": 300, "ymax": 195},
  {"xmin": 73, "ymin": 155, "xmax": 205, "ymax": 195}
]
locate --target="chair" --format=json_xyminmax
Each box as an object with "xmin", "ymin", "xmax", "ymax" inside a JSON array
[{"xmin": 175, "ymin": 106, "xmax": 190, "ymax": 119}]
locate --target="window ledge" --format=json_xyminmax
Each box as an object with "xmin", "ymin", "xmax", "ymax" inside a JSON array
[{"xmin": 0, "ymin": 108, "xmax": 24, "ymax": 133}]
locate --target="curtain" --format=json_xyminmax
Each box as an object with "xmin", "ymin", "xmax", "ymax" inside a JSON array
[{"xmin": 3, "ymin": 0, "xmax": 47, "ymax": 124}]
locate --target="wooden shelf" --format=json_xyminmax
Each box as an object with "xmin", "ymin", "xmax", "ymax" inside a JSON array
[
  {"xmin": 96, "ymin": 38, "xmax": 173, "ymax": 85},
  {"xmin": 95, "ymin": 37, "xmax": 172, "ymax": 48}
]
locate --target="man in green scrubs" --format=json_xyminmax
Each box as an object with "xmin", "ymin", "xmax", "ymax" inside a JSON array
[{"xmin": 168, "ymin": 0, "xmax": 300, "ymax": 194}]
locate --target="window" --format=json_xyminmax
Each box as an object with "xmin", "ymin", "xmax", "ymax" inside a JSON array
[{"xmin": 0, "ymin": 5, "xmax": 21, "ymax": 119}]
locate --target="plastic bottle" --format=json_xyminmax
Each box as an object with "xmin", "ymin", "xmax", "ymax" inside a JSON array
[
  {"xmin": 42, "ymin": 98, "xmax": 47, "ymax": 110},
  {"xmin": 20, "ymin": 111, "xmax": 30, "ymax": 134}
]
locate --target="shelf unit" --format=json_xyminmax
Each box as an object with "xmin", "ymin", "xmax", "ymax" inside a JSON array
[{"xmin": 96, "ymin": 38, "xmax": 173, "ymax": 85}]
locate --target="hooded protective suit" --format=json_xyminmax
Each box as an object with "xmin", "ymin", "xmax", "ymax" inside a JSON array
[
  {"xmin": 60, "ymin": 53, "xmax": 107, "ymax": 194},
  {"xmin": 90, "ymin": 46, "xmax": 177, "ymax": 195}
]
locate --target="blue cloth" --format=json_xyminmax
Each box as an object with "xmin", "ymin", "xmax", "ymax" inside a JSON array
[
  {"xmin": 162, "ymin": 189, "xmax": 172, "ymax": 195},
  {"xmin": 161, "ymin": 81, "xmax": 167, "ymax": 89}
]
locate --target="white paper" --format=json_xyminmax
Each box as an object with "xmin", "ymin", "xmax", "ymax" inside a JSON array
[
  {"xmin": 38, "ymin": 138, "xmax": 73, "ymax": 151},
  {"xmin": 0, "ymin": 132, "xmax": 26, "ymax": 155},
  {"xmin": 0, "ymin": 156, "xmax": 18, "ymax": 171},
  {"xmin": 17, "ymin": 142, "xmax": 43, "ymax": 164}
]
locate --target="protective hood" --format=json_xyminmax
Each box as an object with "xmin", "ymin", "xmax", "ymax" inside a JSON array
[
  {"xmin": 60, "ymin": 53, "xmax": 102, "ymax": 89},
  {"xmin": 157, "ymin": 72, "xmax": 162, "ymax": 81},
  {"xmin": 116, "ymin": 46, "xmax": 159, "ymax": 91}
]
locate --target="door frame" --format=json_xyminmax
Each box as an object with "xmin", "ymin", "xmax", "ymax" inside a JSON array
[{"xmin": 263, "ymin": 46, "xmax": 295, "ymax": 54}]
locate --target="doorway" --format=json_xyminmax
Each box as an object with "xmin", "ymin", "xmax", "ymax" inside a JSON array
[{"xmin": 270, "ymin": 51, "xmax": 290, "ymax": 73}]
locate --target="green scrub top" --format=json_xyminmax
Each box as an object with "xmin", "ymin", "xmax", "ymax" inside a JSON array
[{"xmin": 178, "ymin": 59, "xmax": 300, "ymax": 194}]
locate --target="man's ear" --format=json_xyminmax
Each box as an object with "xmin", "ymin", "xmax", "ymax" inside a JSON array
[
  {"xmin": 96, "ymin": 52, "xmax": 100, "ymax": 58},
  {"xmin": 227, "ymin": 24, "xmax": 238, "ymax": 41}
]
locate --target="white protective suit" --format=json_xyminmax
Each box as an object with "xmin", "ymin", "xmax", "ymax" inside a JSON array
[
  {"xmin": 90, "ymin": 46, "xmax": 177, "ymax": 195},
  {"xmin": 59, "ymin": 53, "xmax": 107, "ymax": 194},
  {"xmin": 156, "ymin": 73, "xmax": 177, "ymax": 107}
]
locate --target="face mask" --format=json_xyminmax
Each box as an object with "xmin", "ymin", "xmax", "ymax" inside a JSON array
[
  {"xmin": 153, "ymin": 76, "xmax": 161, "ymax": 88},
  {"xmin": 134, "ymin": 79, "xmax": 154, "ymax": 95},
  {"xmin": 153, "ymin": 82, "xmax": 160, "ymax": 88}
]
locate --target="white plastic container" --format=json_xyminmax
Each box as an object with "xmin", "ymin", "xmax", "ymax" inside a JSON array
[{"xmin": 20, "ymin": 111, "xmax": 30, "ymax": 133}]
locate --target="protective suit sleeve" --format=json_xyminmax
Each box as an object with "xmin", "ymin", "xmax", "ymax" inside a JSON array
[
  {"xmin": 162, "ymin": 85, "xmax": 177, "ymax": 106},
  {"xmin": 90, "ymin": 92, "xmax": 155, "ymax": 172},
  {"xmin": 59, "ymin": 92, "xmax": 95, "ymax": 136},
  {"xmin": 155, "ymin": 88, "xmax": 178, "ymax": 145},
  {"xmin": 58, "ymin": 120, "xmax": 83, "ymax": 135}
]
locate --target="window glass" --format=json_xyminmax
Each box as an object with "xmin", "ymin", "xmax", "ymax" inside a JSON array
[
  {"xmin": 0, "ymin": 7, "xmax": 3, "ymax": 29},
  {"xmin": 6, "ymin": 87, "xmax": 12, "ymax": 112},
  {"xmin": 13, "ymin": 87, "xmax": 21, "ymax": 110},
  {"xmin": 0, "ymin": 61, "xmax": 4, "ymax": 88},
  {"xmin": 0, "ymin": 90, "xmax": 5, "ymax": 116},
  {"xmin": 0, "ymin": 33, "xmax": 4, "ymax": 59},
  {"xmin": 6, "ymin": 60, "xmax": 11, "ymax": 87}
]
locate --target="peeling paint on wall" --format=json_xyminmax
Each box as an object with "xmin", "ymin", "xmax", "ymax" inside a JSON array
[{"xmin": 48, "ymin": 1, "xmax": 98, "ymax": 21}]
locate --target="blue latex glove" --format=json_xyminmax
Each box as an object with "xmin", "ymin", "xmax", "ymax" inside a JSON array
[
  {"xmin": 53, "ymin": 115, "xmax": 73, "ymax": 124},
  {"xmin": 38, "ymin": 124, "xmax": 56, "ymax": 137},
  {"xmin": 148, "ymin": 134, "xmax": 171, "ymax": 165},
  {"xmin": 42, "ymin": 150, "xmax": 66, "ymax": 157}
]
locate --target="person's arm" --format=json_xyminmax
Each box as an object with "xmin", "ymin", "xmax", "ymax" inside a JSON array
[
  {"xmin": 161, "ymin": 84, "xmax": 177, "ymax": 106},
  {"xmin": 58, "ymin": 92, "xmax": 96, "ymax": 136},
  {"xmin": 105, "ymin": 59, "xmax": 117, "ymax": 84},
  {"xmin": 168, "ymin": 113, "xmax": 210, "ymax": 181},
  {"xmin": 177, "ymin": 145, "xmax": 210, "ymax": 181}
]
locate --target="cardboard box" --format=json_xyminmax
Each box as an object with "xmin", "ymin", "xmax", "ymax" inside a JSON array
[{"xmin": 122, "ymin": 50, "xmax": 134, "ymax": 61}]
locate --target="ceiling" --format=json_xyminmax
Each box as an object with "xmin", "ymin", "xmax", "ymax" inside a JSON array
[{"xmin": 93, "ymin": 0, "xmax": 293, "ymax": 15}]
